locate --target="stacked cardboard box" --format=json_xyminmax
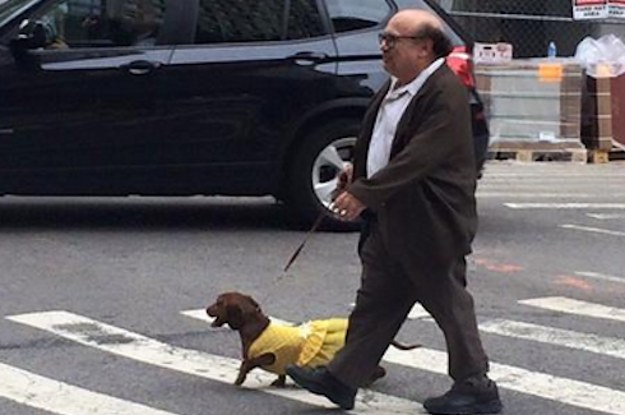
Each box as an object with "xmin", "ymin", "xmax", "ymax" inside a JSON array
[
  {"xmin": 614, "ymin": 75, "xmax": 625, "ymax": 149},
  {"xmin": 582, "ymin": 75, "xmax": 613, "ymax": 153},
  {"xmin": 475, "ymin": 59, "xmax": 587, "ymax": 161},
  {"xmin": 582, "ymin": 72, "xmax": 625, "ymax": 154}
]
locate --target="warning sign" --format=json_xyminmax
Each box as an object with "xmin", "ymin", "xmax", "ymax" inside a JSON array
[
  {"xmin": 573, "ymin": 0, "xmax": 625, "ymax": 18},
  {"xmin": 572, "ymin": 0, "xmax": 608, "ymax": 19},
  {"xmin": 609, "ymin": 0, "xmax": 625, "ymax": 18}
]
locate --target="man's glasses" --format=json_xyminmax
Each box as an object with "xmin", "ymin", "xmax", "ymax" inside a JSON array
[{"xmin": 378, "ymin": 32, "xmax": 422, "ymax": 48}]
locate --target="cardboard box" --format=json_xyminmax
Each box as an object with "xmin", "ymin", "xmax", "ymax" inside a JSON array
[
  {"xmin": 582, "ymin": 75, "xmax": 613, "ymax": 150},
  {"xmin": 582, "ymin": 72, "xmax": 625, "ymax": 150},
  {"xmin": 473, "ymin": 42, "xmax": 513, "ymax": 65},
  {"xmin": 611, "ymin": 73, "xmax": 625, "ymax": 147}
]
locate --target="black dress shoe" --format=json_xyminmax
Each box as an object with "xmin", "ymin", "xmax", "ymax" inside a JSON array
[
  {"xmin": 423, "ymin": 375, "xmax": 502, "ymax": 415},
  {"xmin": 285, "ymin": 365, "xmax": 357, "ymax": 410}
]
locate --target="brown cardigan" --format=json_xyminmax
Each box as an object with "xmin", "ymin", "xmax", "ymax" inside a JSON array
[{"xmin": 348, "ymin": 65, "xmax": 478, "ymax": 279}]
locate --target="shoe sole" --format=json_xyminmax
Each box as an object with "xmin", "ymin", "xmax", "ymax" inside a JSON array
[
  {"xmin": 424, "ymin": 399, "xmax": 503, "ymax": 415},
  {"xmin": 286, "ymin": 370, "xmax": 355, "ymax": 410}
]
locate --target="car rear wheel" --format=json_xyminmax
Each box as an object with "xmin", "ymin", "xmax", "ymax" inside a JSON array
[{"xmin": 287, "ymin": 119, "xmax": 360, "ymax": 231}]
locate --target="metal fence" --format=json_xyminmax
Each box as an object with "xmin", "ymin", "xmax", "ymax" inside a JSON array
[{"xmin": 434, "ymin": 0, "xmax": 625, "ymax": 57}]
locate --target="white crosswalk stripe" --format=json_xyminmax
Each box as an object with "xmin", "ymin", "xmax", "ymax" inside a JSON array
[
  {"xmin": 478, "ymin": 192, "xmax": 625, "ymax": 198},
  {"xmin": 519, "ymin": 296, "xmax": 625, "ymax": 323},
  {"xmin": 181, "ymin": 309, "xmax": 295, "ymax": 326},
  {"xmin": 560, "ymin": 224, "xmax": 625, "ymax": 237},
  {"xmin": 505, "ymin": 203, "xmax": 625, "ymax": 209},
  {"xmin": 186, "ymin": 303, "xmax": 432, "ymax": 326},
  {"xmin": 6, "ymin": 311, "xmax": 425, "ymax": 415},
  {"xmin": 347, "ymin": 303, "xmax": 431, "ymax": 320},
  {"xmin": 586, "ymin": 213, "xmax": 625, "ymax": 220},
  {"xmin": 0, "ymin": 362, "xmax": 179, "ymax": 415},
  {"xmin": 479, "ymin": 319, "xmax": 625, "ymax": 359},
  {"xmin": 482, "ymin": 172, "xmax": 625, "ymax": 179},
  {"xmin": 573, "ymin": 271, "xmax": 625, "ymax": 285}
]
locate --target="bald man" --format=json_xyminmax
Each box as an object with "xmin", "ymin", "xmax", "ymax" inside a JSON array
[{"xmin": 286, "ymin": 10, "xmax": 502, "ymax": 415}]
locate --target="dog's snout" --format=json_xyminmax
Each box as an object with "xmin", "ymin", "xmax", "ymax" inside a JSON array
[{"xmin": 206, "ymin": 301, "xmax": 225, "ymax": 327}]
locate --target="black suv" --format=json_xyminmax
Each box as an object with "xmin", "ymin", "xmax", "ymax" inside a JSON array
[{"xmin": 0, "ymin": 0, "xmax": 488, "ymax": 228}]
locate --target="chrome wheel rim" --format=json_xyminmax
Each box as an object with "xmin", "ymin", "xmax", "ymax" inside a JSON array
[{"xmin": 312, "ymin": 137, "xmax": 356, "ymax": 208}]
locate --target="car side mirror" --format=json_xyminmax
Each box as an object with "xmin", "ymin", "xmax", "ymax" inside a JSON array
[{"xmin": 10, "ymin": 19, "xmax": 55, "ymax": 52}]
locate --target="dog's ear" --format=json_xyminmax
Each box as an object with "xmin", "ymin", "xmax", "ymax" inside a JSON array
[
  {"xmin": 225, "ymin": 303, "xmax": 244, "ymax": 329},
  {"xmin": 245, "ymin": 295, "xmax": 261, "ymax": 312}
]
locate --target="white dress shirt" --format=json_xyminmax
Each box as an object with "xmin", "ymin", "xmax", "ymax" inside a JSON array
[{"xmin": 367, "ymin": 58, "xmax": 445, "ymax": 178}]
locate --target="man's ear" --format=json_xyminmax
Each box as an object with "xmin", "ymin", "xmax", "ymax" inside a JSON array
[
  {"xmin": 419, "ymin": 39, "xmax": 434, "ymax": 58},
  {"xmin": 225, "ymin": 304, "xmax": 244, "ymax": 329}
]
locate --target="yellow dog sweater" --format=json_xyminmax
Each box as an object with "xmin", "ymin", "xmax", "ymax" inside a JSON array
[{"xmin": 247, "ymin": 318, "xmax": 348, "ymax": 375}]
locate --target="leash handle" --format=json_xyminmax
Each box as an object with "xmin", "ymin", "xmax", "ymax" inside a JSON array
[{"xmin": 283, "ymin": 212, "xmax": 325, "ymax": 272}]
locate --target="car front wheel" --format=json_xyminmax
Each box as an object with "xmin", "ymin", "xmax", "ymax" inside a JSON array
[{"xmin": 287, "ymin": 119, "xmax": 360, "ymax": 231}]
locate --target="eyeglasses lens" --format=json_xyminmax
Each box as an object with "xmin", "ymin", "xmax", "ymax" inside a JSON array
[{"xmin": 379, "ymin": 33, "xmax": 396, "ymax": 47}]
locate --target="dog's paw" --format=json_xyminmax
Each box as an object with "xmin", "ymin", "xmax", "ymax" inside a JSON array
[{"xmin": 270, "ymin": 375, "xmax": 286, "ymax": 388}]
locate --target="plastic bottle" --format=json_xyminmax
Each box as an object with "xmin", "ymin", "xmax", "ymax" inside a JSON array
[{"xmin": 547, "ymin": 41, "xmax": 557, "ymax": 58}]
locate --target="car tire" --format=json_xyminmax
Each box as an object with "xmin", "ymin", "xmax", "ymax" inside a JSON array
[
  {"xmin": 470, "ymin": 90, "xmax": 490, "ymax": 178},
  {"xmin": 473, "ymin": 131, "xmax": 489, "ymax": 177},
  {"xmin": 286, "ymin": 119, "xmax": 361, "ymax": 231}
]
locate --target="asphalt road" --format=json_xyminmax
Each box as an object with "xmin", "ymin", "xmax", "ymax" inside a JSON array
[{"xmin": 0, "ymin": 160, "xmax": 624, "ymax": 415}]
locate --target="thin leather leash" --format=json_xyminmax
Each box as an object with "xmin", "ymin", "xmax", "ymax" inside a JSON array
[
  {"xmin": 282, "ymin": 212, "xmax": 325, "ymax": 272},
  {"xmin": 247, "ymin": 212, "xmax": 324, "ymax": 309},
  {"xmin": 282, "ymin": 180, "xmax": 349, "ymax": 272}
]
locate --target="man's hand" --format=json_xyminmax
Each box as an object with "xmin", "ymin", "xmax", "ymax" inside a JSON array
[
  {"xmin": 330, "ymin": 191, "xmax": 365, "ymax": 221},
  {"xmin": 331, "ymin": 163, "xmax": 353, "ymax": 201}
]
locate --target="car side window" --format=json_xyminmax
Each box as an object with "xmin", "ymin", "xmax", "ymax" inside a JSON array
[
  {"xmin": 34, "ymin": 0, "xmax": 168, "ymax": 48},
  {"xmin": 195, "ymin": 0, "xmax": 324, "ymax": 44},
  {"xmin": 286, "ymin": 0, "xmax": 325, "ymax": 40},
  {"xmin": 325, "ymin": 0, "xmax": 390, "ymax": 33}
]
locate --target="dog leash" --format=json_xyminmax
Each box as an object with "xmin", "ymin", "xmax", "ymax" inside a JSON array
[
  {"xmin": 282, "ymin": 212, "xmax": 325, "ymax": 272},
  {"xmin": 283, "ymin": 172, "xmax": 352, "ymax": 272}
]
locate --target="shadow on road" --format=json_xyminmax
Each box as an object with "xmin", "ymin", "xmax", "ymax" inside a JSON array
[{"xmin": 0, "ymin": 196, "xmax": 299, "ymax": 231}]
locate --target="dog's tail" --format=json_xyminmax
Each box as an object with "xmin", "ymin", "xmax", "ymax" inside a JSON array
[{"xmin": 390, "ymin": 340, "xmax": 421, "ymax": 350}]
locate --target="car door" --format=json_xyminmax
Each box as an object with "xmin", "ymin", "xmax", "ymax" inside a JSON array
[
  {"xmin": 159, "ymin": 0, "xmax": 338, "ymax": 195},
  {"xmin": 0, "ymin": 0, "xmax": 178, "ymax": 194}
]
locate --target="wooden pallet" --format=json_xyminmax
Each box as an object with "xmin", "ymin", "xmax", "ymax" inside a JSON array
[
  {"xmin": 488, "ymin": 142, "xmax": 588, "ymax": 163},
  {"xmin": 609, "ymin": 148, "xmax": 625, "ymax": 161},
  {"xmin": 488, "ymin": 148, "xmax": 588, "ymax": 163},
  {"xmin": 587, "ymin": 147, "xmax": 625, "ymax": 163}
]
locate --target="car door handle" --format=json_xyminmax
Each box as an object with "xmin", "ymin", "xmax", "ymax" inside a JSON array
[
  {"xmin": 120, "ymin": 60, "xmax": 161, "ymax": 76},
  {"xmin": 288, "ymin": 51, "xmax": 329, "ymax": 64}
]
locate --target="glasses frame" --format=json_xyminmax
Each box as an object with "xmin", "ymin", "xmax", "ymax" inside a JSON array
[{"xmin": 378, "ymin": 32, "xmax": 423, "ymax": 48}]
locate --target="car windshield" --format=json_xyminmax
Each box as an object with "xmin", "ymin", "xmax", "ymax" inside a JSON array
[{"xmin": 0, "ymin": 0, "xmax": 39, "ymax": 27}]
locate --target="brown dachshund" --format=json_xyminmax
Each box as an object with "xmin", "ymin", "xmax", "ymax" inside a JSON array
[{"xmin": 206, "ymin": 291, "xmax": 420, "ymax": 387}]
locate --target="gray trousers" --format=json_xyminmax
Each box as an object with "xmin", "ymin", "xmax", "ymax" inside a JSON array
[{"xmin": 327, "ymin": 220, "xmax": 489, "ymax": 388}]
